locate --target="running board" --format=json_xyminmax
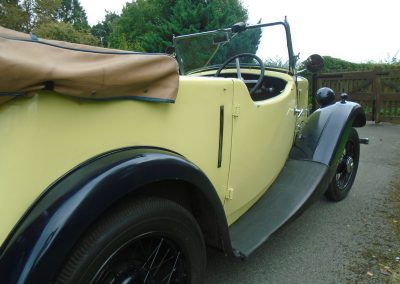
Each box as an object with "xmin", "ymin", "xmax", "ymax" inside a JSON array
[{"xmin": 229, "ymin": 159, "xmax": 329, "ymax": 258}]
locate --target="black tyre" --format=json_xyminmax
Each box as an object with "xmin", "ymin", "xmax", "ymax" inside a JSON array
[
  {"xmin": 56, "ymin": 197, "xmax": 206, "ymax": 284},
  {"xmin": 325, "ymin": 128, "xmax": 360, "ymax": 201}
]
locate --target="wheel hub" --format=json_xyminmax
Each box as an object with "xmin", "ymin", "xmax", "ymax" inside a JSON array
[{"xmin": 345, "ymin": 156, "xmax": 354, "ymax": 174}]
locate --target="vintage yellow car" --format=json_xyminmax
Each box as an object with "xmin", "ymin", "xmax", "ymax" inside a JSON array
[{"xmin": 0, "ymin": 20, "xmax": 366, "ymax": 283}]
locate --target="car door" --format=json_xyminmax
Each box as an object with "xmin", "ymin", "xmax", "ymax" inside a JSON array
[{"xmin": 224, "ymin": 73, "xmax": 297, "ymax": 223}]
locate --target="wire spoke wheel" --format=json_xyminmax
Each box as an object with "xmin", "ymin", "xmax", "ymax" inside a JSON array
[
  {"xmin": 326, "ymin": 128, "xmax": 360, "ymax": 201},
  {"xmin": 56, "ymin": 198, "xmax": 206, "ymax": 284},
  {"xmin": 92, "ymin": 234, "xmax": 187, "ymax": 284}
]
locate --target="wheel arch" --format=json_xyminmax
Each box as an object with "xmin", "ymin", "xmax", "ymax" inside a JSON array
[
  {"xmin": 291, "ymin": 101, "xmax": 366, "ymax": 167},
  {"xmin": 0, "ymin": 147, "xmax": 231, "ymax": 284},
  {"xmin": 132, "ymin": 179, "xmax": 230, "ymax": 249}
]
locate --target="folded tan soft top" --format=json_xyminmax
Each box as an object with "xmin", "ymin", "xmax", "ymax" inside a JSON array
[{"xmin": 0, "ymin": 26, "xmax": 179, "ymax": 105}]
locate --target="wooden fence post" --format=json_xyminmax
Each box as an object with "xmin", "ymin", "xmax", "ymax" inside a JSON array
[{"xmin": 373, "ymin": 74, "xmax": 382, "ymax": 123}]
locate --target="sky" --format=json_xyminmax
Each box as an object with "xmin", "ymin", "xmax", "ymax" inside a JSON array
[{"xmin": 80, "ymin": 0, "xmax": 400, "ymax": 63}]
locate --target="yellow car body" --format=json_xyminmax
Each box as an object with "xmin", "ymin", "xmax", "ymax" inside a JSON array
[
  {"xmin": 0, "ymin": 71, "xmax": 308, "ymax": 245},
  {"xmin": 0, "ymin": 20, "xmax": 365, "ymax": 283}
]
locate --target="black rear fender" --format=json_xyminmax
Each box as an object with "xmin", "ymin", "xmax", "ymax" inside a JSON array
[{"xmin": 0, "ymin": 147, "xmax": 230, "ymax": 284}]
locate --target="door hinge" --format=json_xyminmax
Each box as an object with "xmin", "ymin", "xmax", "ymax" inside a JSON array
[
  {"xmin": 225, "ymin": 187, "xmax": 234, "ymax": 200},
  {"xmin": 232, "ymin": 104, "xmax": 240, "ymax": 118},
  {"xmin": 294, "ymin": 108, "xmax": 304, "ymax": 118}
]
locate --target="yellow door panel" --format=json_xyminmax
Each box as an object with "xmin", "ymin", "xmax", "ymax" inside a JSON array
[{"xmin": 225, "ymin": 75, "xmax": 297, "ymax": 224}]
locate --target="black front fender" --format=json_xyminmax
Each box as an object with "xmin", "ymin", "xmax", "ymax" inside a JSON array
[
  {"xmin": 291, "ymin": 101, "xmax": 366, "ymax": 166},
  {"xmin": 0, "ymin": 147, "xmax": 229, "ymax": 284}
]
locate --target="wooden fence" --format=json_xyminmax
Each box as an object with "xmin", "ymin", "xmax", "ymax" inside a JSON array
[{"xmin": 312, "ymin": 70, "xmax": 400, "ymax": 123}]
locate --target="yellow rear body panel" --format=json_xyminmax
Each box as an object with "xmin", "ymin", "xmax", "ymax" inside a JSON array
[{"xmin": 0, "ymin": 76, "xmax": 234, "ymax": 245}]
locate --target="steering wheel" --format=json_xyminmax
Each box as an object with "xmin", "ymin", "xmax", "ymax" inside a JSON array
[{"xmin": 215, "ymin": 53, "xmax": 265, "ymax": 95}]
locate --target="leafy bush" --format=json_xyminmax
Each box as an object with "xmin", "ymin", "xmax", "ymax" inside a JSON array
[{"xmin": 34, "ymin": 22, "xmax": 99, "ymax": 45}]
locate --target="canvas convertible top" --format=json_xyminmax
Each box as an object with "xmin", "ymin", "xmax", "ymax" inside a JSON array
[{"xmin": 0, "ymin": 26, "xmax": 179, "ymax": 105}]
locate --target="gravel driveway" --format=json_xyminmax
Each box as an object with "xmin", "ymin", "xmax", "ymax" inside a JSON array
[{"xmin": 205, "ymin": 122, "xmax": 400, "ymax": 284}]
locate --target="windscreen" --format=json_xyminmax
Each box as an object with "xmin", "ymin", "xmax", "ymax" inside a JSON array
[{"xmin": 174, "ymin": 23, "xmax": 292, "ymax": 75}]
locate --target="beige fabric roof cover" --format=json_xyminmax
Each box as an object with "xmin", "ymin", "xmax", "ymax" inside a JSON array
[{"xmin": 0, "ymin": 26, "xmax": 179, "ymax": 105}]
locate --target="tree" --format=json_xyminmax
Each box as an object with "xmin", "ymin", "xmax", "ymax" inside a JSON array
[
  {"xmin": 12, "ymin": 0, "xmax": 63, "ymax": 31},
  {"xmin": 20, "ymin": 0, "xmax": 34, "ymax": 30},
  {"xmin": 0, "ymin": 0, "xmax": 29, "ymax": 31},
  {"xmin": 91, "ymin": 11, "xmax": 119, "ymax": 47},
  {"xmin": 108, "ymin": 0, "xmax": 249, "ymax": 52},
  {"xmin": 58, "ymin": 0, "xmax": 89, "ymax": 30},
  {"xmin": 1, "ymin": 0, "xmax": 89, "ymax": 32},
  {"xmin": 33, "ymin": 0, "xmax": 62, "ymax": 26},
  {"xmin": 0, "ymin": 0, "xmax": 96, "ymax": 45},
  {"xmin": 206, "ymin": 0, "xmax": 248, "ymax": 29},
  {"xmin": 107, "ymin": 0, "xmax": 174, "ymax": 51}
]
